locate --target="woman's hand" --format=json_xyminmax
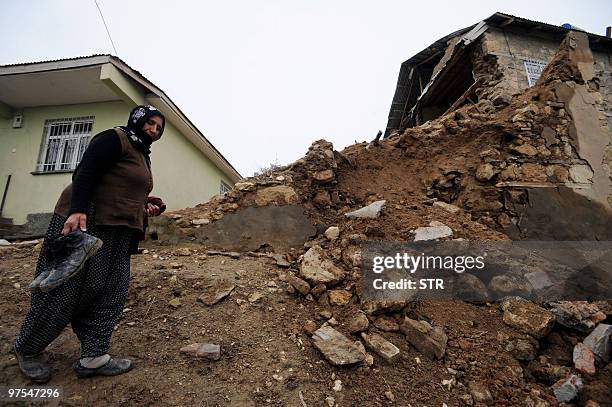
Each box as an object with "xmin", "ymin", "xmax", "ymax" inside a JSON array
[
  {"xmin": 62, "ymin": 213, "xmax": 87, "ymax": 235},
  {"xmin": 145, "ymin": 196, "xmax": 166, "ymax": 217},
  {"xmin": 146, "ymin": 203, "xmax": 160, "ymax": 217}
]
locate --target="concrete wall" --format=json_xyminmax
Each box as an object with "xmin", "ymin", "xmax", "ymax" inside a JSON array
[
  {"xmin": 591, "ymin": 50, "xmax": 612, "ymax": 207},
  {"xmin": 0, "ymin": 100, "xmax": 235, "ymax": 235}
]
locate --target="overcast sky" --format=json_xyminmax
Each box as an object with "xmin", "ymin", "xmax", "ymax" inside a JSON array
[{"xmin": 1, "ymin": 1, "xmax": 610, "ymax": 176}]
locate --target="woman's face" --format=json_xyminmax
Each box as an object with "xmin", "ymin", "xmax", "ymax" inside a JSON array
[{"xmin": 143, "ymin": 115, "xmax": 164, "ymax": 141}]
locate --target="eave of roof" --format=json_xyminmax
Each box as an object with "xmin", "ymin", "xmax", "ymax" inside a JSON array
[
  {"xmin": 485, "ymin": 12, "xmax": 612, "ymax": 44},
  {"xmin": 0, "ymin": 55, "xmax": 242, "ymax": 182},
  {"xmin": 399, "ymin": 12, "xmax": 611, "ymax": 72}
]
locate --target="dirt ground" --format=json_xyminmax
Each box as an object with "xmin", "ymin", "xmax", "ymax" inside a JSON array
[{"xmin": 0, "ymin": 242, "xmax": 609, "ymax": 407}]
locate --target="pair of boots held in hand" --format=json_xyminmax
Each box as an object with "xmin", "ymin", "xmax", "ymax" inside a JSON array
[{"xmin": 29, "ymin": 229, "xmax": 103, "ymax": 292}]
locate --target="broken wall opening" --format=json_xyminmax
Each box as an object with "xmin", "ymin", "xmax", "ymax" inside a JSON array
[
  {"xmin": 396, "ymin": 60, "xmax": 443, "ymax": 132},
  {"xmin": 418, "ymin": 46, "xmax": 476, "ymax": 123}
]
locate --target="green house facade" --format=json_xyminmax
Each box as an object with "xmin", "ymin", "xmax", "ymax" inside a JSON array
[{"xmin": 0, "ymin": 55, "xmax": 241, "ymax": 238}]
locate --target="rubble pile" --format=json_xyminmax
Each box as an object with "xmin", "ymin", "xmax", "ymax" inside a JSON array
[{"xmin": 138, "ymin": 31, "xmax": 612, "ymax": 405}]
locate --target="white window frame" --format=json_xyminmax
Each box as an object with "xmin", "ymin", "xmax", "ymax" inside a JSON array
[
  {"xmin": 220, "ymin": 180, "xmax": 232, "ymax": 194},
  {"xmin": 36, "ymin": 116, "xmax": 95, "ymax": 173},
  {"xmin": 523, "ymin": 59, "xmax": 548, "ymax": 87}
]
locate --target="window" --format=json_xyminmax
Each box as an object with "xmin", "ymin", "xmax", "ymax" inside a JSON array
[
  {"xmin": 220, "ymin": 180, "xmax": 232, "ymax": 194},
  {"xmin": 523, "ymin": 59, "xmax": 548, "ymax": 87},
  {"xmin": 36, "ymin": 116, "xmax": 94, "ymax": 172}
]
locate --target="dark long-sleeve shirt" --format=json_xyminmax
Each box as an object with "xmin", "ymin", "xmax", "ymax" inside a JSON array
[{"xmin": 69, "ymin": 129, "xmax": 122, "ymax": 214}]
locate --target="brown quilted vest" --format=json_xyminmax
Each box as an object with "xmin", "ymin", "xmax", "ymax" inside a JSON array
[{"xmin": 54, "ymin": 128, "xmax": 153, "ymax": 231}]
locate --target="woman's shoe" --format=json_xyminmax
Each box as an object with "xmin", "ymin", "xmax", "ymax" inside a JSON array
[
  {"xmin": 38, "ymin": 230, "xmax": 103, "ymax": 292},
  {"xmin": 74, "ymin": 358, "xmax": 133, "ymax": 378},
  {"xmin": 28, "ymin": 270, "xmax": 51, "ymax": 292},
  {"xmin": 13, "ymin": 347, "xmax": 51, "ymax": 383}
]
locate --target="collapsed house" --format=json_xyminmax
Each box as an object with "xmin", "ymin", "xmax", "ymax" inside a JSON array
[
  {"xmin": 385, "ymin": 12, "xmax": 612, "ymax": 132},
  {"xmin": 135, "ymin": 26, "xmax": 612, "ymax": 404},
  {"xmin": 385, "ymin": 13, "xmax": 612, "ymax": 240}
]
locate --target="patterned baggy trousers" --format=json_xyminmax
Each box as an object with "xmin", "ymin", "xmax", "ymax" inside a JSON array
[{"xmin": 15, "ymin": 211, "xmax": 135, "ymax": 358}]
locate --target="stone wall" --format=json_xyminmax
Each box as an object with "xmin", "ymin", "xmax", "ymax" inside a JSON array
[{"xmin": 474, "ymin": 28, "xmax": 561, "ymax": 103}]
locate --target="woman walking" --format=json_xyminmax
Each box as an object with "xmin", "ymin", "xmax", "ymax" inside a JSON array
[{"xmin": 13, "ymin": 105, "xmax": 166, "ymax": 382}]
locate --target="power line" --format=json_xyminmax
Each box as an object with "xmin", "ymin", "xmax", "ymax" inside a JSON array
[{"xmin": 94, "ymin": 0, "xmax": 119, "ymax": 56}]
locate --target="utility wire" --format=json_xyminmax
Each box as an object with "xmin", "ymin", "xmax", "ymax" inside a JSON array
[{"xmin": 94, "ymin": 0, "xmax": 119, "ymax": 56}]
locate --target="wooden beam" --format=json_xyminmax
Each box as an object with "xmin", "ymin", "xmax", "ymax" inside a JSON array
[
  {"xmin": 442, "ymin": 77, "xmax": 485, "ymax": 116},
  {"xmin": 418, "ymin": 73, "xmax": 424, "ymax": 94}
]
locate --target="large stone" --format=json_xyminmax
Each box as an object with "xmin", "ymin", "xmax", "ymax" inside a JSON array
[
  {"xmin": 552, "ymin": 374, "xmax": 583, "ymax": 403},
  {"xmin": 324, "ymin": 226, "xmax": 340, "ymax": 241},
  {"xmin": 180, "ymin": 343, "xmax": 221, "ymax": 361},
  {"xmin": 583, "ymin": 323, "xmax": 612, "ymax": 363},
  {"xmin": 475, "ymin": 163, "xmax": 496, "ymax": 181},
  {"xmin": 492, "ymin": 93, "xmax": 512, "ymax": 106},
  {"xmin": 299, "ymin": 245, "xmax": 346, "ymax": 286},
  {"xmin": 235, "ymin": 181, "xmax": 256, "ymax": 191},
  {"xmin": 194, "ymin": 205, "xmax": 316, "ymax": 252},
  {"xmin": 191, "ymin": 218, "xmax": 210, "ymax": 225},
  {"xmin": 313, "ymin": 190, "xmax": 332, "ymax": 207},
  {"xmin": 518, "ymin": 104, "xmax": 540, "ymax": 115},
  {"xmin": 310, "ymin": 284, "xmax": 327, "ymax": 298},
  {"xmin": 361, "ymin": 300, "xmax": 406, "ymax": 315},
  {"xmin": 272, "ymin": 254, "xmax": 291, "ymax": 268},
  {"xmin": 311, "ymin": 325, "xmax": 365, "ymax": 366},
  {"xmin": 547, "ymin": 302, "xmax": 606, "ymax": 333},
  {"xmin": 413, "ymin": 222, "xmax": 453, "ymax": 241},
  {"xmin": 468, "ymin": 381, "xmax": 493, "ymax": 404},
  {"xmin": 345, "ymin": 200, "xmax": 386, "ymax": 219},
  {"xmin": 399, "ymin": 317, "xmax": 447, "ymax": 359},
  {"xmin": 287, "ymin": 275, "xmax": 311, "ymax": 296},
  {"xmin": 454, "ymin": 273, "xmax": 490, "ymax": 302},
  {"xmin": 433, "ymin": 201, "xmax": 461, "ymax": 214},
  {"xmin": 327, "ymin": 290, "xmax": 352, "ymax": 306},
  {"xmin": 361, "ymin": 332, "xmax": 400, "ymax": 363},
  {"xmin": 502, "ymin": 299, "xmax": 555, "ymax": 339},
  {"xmin": 312, "ymin": 170, "xmax": 335, "ymax": 183},
  {"xmin": 568, "ymin": 165, "xmax": 594, "ymax": 184},
  {"xmin": 347, "ymin": 311, "xmax": 370, "ymax": 333},
  {"xmin": 524, "ymin": 271, "xmax": 553, "ymax": 291},
  {"xmin": 505, "ymin": 337, "xmax": 539, "ymax": 361},
  {"xmin": 541, "ymin": 126, "xmax": 558, "ymax": 147},
  {"xmin": 198, "ymin": 280, "xmax": 235, "ymax": 306},
  {"xmin": 373, "ymin": 316, "xmax": 400, "ymax": 332},
  {"xmin": 511, "ymin": 144, "xmax": 538, "ymax": 156},
  {"xmin": 489, "ymin": 275, "xmax": 533, "ymax": 298},
  {"xmin": 254, "ymin": 186, "xmax": 299, "ymax": 206},
  {"xmin": 573, "ymin": 343, "xmax": 596, "ymax": 375}
]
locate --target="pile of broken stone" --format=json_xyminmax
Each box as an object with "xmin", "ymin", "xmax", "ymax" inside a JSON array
[
  {"xmin": 500, "ymin": 298, "xmax": 610, "ymax": 403},
  {"xmin": 150, "ymin": 47, "xmax": 611, "ymax": 403},
  {"xmin": 151, "ymin": 129, "xmax": 610, "ymax": 404}
]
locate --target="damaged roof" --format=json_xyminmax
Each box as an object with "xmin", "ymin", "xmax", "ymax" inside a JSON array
[{"xmin": 385, "ymin": 12, "xmax": 612, "ymax": 137}]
